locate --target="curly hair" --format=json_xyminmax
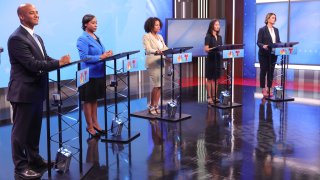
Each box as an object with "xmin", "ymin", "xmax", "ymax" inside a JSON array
[{"xmin": 144, "ymin": 17, "xmax": 162, "ymax": 33}]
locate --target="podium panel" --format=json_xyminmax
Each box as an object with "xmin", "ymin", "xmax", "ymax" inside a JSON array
[
  {"xmin": 210, "ymin": 44, "xmax": 244, "ymax": 109},
  {"xmin": 266, "ymin": 42, "xmax": 299, "ymax": 102},
  {"xmin": 131, "ymin": 46, "xmax": 193, "ymax": 122},
  {"xmin": 96, "ymin": 50, "xmax": 141, "ymax": 143}
]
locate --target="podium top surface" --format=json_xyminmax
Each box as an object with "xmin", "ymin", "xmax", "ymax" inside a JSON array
[
  {"xmin": 96, "ymin": 50, "xmax": 140, "ymax": 63},
  {"xmin": 53, "ymin": 58, "xmax": 91, "ymax": 70},
  {"xmin": 210, "ymin": 44, "xmax": 244, "ymax": 51},
  {"xmin": 163, "ymin": 46, "xmax": 193, "ymax": 55},
  {"xmin": 271, "ymin": 42, "xmax": 299, "ymax": 48}
]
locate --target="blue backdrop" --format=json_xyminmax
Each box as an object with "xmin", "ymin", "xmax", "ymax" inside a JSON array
[
  {"xmin": 244, "ymin": 0, "xmax": 320, "ymax": 78},
  {"xmin": 0, "ymin": 0, "xmax": 172, "ymax": 87}
]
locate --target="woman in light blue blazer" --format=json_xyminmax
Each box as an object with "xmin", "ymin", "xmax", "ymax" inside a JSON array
[{"xmin": 77, "ymin": 14, "xmax": 113, "ymax": 137}]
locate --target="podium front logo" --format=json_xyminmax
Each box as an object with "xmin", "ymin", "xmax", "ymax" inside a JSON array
[
  {"xmin": 173, "ymin": 52, "xmax": 192, "ymax": 64},
  {"xmin": 77, "ymin": 68, "xmax": 89, "ymax": 87}
]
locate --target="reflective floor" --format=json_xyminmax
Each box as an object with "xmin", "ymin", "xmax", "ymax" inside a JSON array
[{"xmin": 0, "ymin": 85, "xmax": 320, "ymax": 180}]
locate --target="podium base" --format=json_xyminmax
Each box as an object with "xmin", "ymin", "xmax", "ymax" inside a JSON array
[
  {"xmin": 211, "ymin": 102, "xmax": 242, "ymax": 109},
  {"xmin": 100, "ymin": 131, "xmax": 140, "ymax": 144},
  {"xmin": 42, "ymin": 162, "xmax": 93, "ymax": 180},
  {"xmin": 131, "ymin": 109, "xmax": 192, "ymax": 122},
  {"xmin": 266, "ymin": 96, "xmax": 294, "ymax": 102}
]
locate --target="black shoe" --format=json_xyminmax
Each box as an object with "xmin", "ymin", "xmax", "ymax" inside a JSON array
[
  {"xmin": 93, "ymin": 126, "xmax": 108, "ymax": 135},
  {"xmin": 30, "ymin": 159, "xmax": 54, "ymax": 174},
  {"xmin": 86, "ymin": 128, "xmax": 100, "ymax": 137},
  {"xmin": 15, "ymin": 168, "xmax": 41, "ymax": 179}
]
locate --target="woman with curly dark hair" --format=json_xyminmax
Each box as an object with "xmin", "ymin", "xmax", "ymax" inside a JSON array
[{"xmin": 143, "ymin": 17, "xmax": 168, "ymax": 115}]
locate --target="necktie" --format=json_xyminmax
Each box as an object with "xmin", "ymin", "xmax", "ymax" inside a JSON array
[{"xmin": 33, "ymin": 33, "xmax": 44, "ymax": 57}]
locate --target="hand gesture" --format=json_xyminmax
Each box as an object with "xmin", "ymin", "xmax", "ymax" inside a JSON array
[
  {"xmin": 59, "ymin": 54, "xmax": 71, "ymax": 66},
  {"xmin": 263, "ymin": 45, "xmax": 268, "ymax": 50},
  {"xmin": 100, "ymin": 50, "xmax": 113, "ymax": 60}
]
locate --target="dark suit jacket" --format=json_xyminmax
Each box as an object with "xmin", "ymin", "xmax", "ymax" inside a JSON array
[
  {"xmin": 7, "ymin": 26, "xmax": 59, "ymax": 103},
  {"xmin": 257, "ymin": 25, "xmax": 281, "ymax": 57}
]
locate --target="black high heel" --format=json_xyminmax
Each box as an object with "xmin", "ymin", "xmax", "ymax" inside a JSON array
[
  {"xmin": 93, "ymin": 126, "xmax": 108, "ymax": 135},
  {"xmin": 86, "ymin": 128, "xmax": 100, "ymax": 137}
]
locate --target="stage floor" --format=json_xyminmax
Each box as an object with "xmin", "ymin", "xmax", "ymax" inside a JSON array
[{"xmin": 0, "ymin": 85, "xmax": 320, "ymax": 179}]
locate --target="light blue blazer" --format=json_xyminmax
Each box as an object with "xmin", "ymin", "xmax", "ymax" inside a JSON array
[{"xmin": 77, "ymin": 31, "xmax": 105, "ymax": 78}]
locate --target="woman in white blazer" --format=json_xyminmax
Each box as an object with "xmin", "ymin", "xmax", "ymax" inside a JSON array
[{"xmin": 143, "ymin": 17, "xmax": 168, "ymax": 115}]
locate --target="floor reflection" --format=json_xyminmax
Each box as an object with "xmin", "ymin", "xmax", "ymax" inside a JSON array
[{"xmin": 1, "ymin": 86, "xmax": 320, "ymax": 179}]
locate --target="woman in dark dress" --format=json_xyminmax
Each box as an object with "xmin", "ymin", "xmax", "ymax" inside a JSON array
[{"xmin": 204, "ymin": 19, "xmax": 223, "ymax": 105}]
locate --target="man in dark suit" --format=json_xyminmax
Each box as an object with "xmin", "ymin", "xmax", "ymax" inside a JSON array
[
  {"xmin": 7, "ymin": 3, "xmax": 70, "ymax": 179},
  {"xmin": 257, "ymin": 12, "xmax": 281, "ymax": 97}
]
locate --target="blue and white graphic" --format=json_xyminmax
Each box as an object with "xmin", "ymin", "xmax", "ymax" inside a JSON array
[
  {"xmin": 167, "ymin": 19, "xmax": 226, "ymax": 57},
  {"xmin": 223, "ymin": 49, "xmax": 244, "ymax": 59},
  {"xmin": 172, "ymin": 53, "xmax": 192, "ymax": 64},
  {"xmin": 0, "ymin": 0, "xmax": 172, "ymax": 87},
  {"xmin": 274, "ymin": 47, "xmax": 298, "ymax": 56},
  {"xmin": 76, "ymin": 68, "xmax": 89, "ymax": 87}
]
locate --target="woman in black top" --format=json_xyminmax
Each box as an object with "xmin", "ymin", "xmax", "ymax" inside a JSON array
[
  {"xmin": 257, "ymin": 13, "xmax": 280, "ymax": 97},
  {"xmin": 204, "ymin": 19, "xmax": 223, "ymax": 105}
]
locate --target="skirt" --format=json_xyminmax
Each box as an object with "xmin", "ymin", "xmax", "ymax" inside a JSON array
[
  {"xmin": 79, "ymin": 77, "xmax": 105, "ymax": 102},
  {"xmin": 205, "ymin": 53, "xmax": 223, "ymax": 80},
  {"xmin": 147, "ymin": 67, "xmax": 164, "ymax": 88}
]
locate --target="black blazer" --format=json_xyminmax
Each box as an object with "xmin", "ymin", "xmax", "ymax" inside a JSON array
[
  {"xmin": 7, "ymin": 26, "xmax": 59, "ymax": 103},
  {"xmin": 257, "ymin": 25, "xmax": 280, "ymax": 57}
]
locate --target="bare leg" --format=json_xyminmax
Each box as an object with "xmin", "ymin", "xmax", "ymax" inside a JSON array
[
  {"xmin": 91, "ymin": 101, "xmax": 102, "ymax": 130},
  {"xmin": 151, "ymin": 87, "xmax": 157, "ymax": 107},
  {"xmin": 83, "ymin": 102, "xmax": 95, "ymax": 134},
  {"xmin": 155, "ymin": 87, "xmax": 161, "ymax": 106},
  {"xmin": 206, "ymin": 79, "xmax": 213, "ymax": 104}
]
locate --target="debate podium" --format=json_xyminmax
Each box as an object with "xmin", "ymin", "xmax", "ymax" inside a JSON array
[
  {"xmin": 210, "ymin": 44, "xmax": 244, "ymax": 109},
  {"xmin": 131, "ymin": 46, "xmax": 193, "ymax": 122},
  {"xmin": 266, "ymin": 42, "xmax": 299, "ymax": 102},
  {"xmin": 96, "ymin": 50, "xmax": 140, "ymax": 143},
  {"xmin": 44, "ymin": 58, "xmax": 92, "ymax": 179}
]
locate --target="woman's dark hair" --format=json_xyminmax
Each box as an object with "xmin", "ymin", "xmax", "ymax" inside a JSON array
[
  {"xmin": 265, "ymin": 13, "xmax": 276, "ymax": 25},
  {"xmin": 144, "ymin": 17, "xmax": 162, "ymax": 33},
  {"xmin": 82, "ymin": 14, "xmax": 95, "ymax": 31},
  {"xmin": 206, "ymin": 19, "xmax": 220, "ymax": 35}
]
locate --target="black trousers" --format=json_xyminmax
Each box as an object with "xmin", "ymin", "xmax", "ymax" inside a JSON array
[
  {"xmin": 11, "ymin": 102, "xmax": 43, "ymax": 172},
  {"xmin": 259, "ymin": 55, "xmax": 277, "ymax": 88}
]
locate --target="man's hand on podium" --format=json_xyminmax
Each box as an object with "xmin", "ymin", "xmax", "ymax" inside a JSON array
[{"xmin": 59, "ymin": 54, "xmax": 71, "ymax": 66}]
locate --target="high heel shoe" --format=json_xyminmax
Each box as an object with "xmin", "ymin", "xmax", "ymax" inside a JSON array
[
  {"xmin": 93, "ymin": 126, "xmax": 108, "ymax": 135},
  {"xmin": 207, "ymin": 97, "xmax": 214, "ymax": 106},
  {"xmin": 154, "ymin": 106, "xmax": 161, "ymax": 114},
  {"xmin": 213, "ymin": 97, "xmax": 220, "ymax": 103},
  {"xmin": 148, "ymin": 105, "xmax": 158, "ymax": 116},
  {"xmin": 86, "ymin": 128, "xmax": 100, "ymax": 138}
]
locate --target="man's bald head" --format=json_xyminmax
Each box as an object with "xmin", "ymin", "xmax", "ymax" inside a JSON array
[
  {"xmin": 17, "ymin": 3, "xmax": 34, "ymax": 16},
  {"xmin": 17, "ymin": 3, "xmax": 39, "ymax": 29}
]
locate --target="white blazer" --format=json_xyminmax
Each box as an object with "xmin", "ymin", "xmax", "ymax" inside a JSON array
[{"xmin": 143, "ymin": 32, "xmax": 168, "ymax": 69}]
